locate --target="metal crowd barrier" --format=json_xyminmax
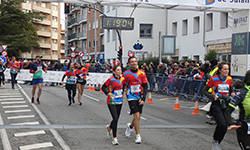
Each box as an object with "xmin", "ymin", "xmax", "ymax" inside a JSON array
[{"xmin": 146, "ymin": 73, "xmax": 209, "ymax": 103}]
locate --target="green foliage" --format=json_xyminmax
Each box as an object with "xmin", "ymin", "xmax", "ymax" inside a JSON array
[
  {"xmin": 204, "ymin": 50, "xmax": 217, "ymax": 61},
  {"xmin": 0, "ymin": 0, "xmax": 44, "ymax": 57}
]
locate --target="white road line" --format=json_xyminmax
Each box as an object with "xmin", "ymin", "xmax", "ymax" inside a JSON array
[
  {"xmin": 14, "ymin": 130, "xmax": 46, "ymax": 137},
  {"xmin": 11, "ymin": 121, "xmax": 39, "ymax": 125},
  {"xmin": 0, "ymin": 94, "xmax": 21, "ymax": 96},
  {"xmin": 5, "ymin": 109, "xmax": 31, "ymax": 114},
  {"xmin": 0, "ymin": 98, "xmax": 24, "ymax": 101},
  {"xmin": 17, "ymin": 84, "xmax": 71, "ymax": 150},
  {"xmin": 0, "ymin": 96, "xmax": 22, "ymax": 98},
  {"xmin": 2, "ymin": 105, "xmax": 28, "ymax": 108},
  {"xmin": 19, "ymin": 142, "xmax": 53, "ymax": 150},
  {"xmin": 1, "ymin": 101, "xmax": 26, "ymax": 104},
  {"xmin": 7, "ymin": 115, "xmax": 35, "ymax": 120},
  {"xmin": 0, "ymin": 113, "xmax": 12, "ymax": 150},
  {"xmin": 82, "ymin": 93, "xmax": 100, "ymax": 102}
]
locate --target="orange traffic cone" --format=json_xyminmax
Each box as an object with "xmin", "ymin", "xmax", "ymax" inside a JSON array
[
  {"xmin": 92, "ymin": 83, "xmax": 96, "ymax": 91},
  {"xmin": 100, "ymin": 84, "xmax": 104, "ymax": 93},
  {"xmin": 88, "ymin": 83, "xmax": 92, "ymax": 90},
  {"xmin": 147, "ymin": 92, "xmax": 154, "ymax": 104},
  {"xmin": 173, "ymin": 97, "xmax": 181, "ymax": 110},
  {"xmin": 192, "ymin": 100, "xmax": 199, "ymax": 115}
]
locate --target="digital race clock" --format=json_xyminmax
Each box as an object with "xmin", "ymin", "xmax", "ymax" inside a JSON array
[{"xmin": 102, "ymin": 17, "xmax": 134, "ymax": 30}]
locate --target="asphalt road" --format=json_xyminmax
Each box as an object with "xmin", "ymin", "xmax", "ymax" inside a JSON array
[{"xmin": 0, "ymin": 83, "xmax": 240, "ymax": 150}]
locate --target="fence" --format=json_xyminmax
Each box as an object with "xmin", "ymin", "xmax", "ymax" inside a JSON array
[{"xmin": 147, "ymin": 73, "xmax": 209, "ymax": 103}]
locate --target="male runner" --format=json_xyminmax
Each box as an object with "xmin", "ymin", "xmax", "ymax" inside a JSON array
[
  {"xmin": 123, "ymin": 56, "xmax": 148, "ymax": 144},
  {"xmin": 30, "ymin": 55, "xmax": 47, "ymax": 104}
]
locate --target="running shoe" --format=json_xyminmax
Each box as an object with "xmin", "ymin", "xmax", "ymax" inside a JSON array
[
  {"xmin": 106, "ymin": 125, "xmax": 112, "ymax": 139},
  {"xmin": 211, "ymin": 141, "xmax": 221, "ymax": 150},
  {"xmin": 31, "ymin": 97, "xmax": 34, "ymax": 103},
  {"xmin": 135, "ymin": 134, "xmax": 142, "ymax": 144},
  {"xmin": 111, "ymin": 138, "xmax": 119, "ymax": 145},
  {"xmin": 37, "ymin": 99, "xmax": 40, "ymax": 104},
  {"xmin": 79, "ymin": 101, "xmax": 82, "ymax": 106},
  {"xmin": 125, "ymin": 123, "xmax": 133, "ymax": 137},
  {"xmin": 68, "ymin": 102, "xmax": 72, "ymax": 106}
]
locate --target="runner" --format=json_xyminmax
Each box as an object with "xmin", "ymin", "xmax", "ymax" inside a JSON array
[
  {"xmin": 61, "ymin": 63, "xmax": 76, "ymax": 106},
  {"xmin": 123, "ymin": 56, "xmax": 148, "ymax": 144},
  {"xmin": 101, "ymin": 64, "xmax": 125, "ymax": 145},
  {"xmin": 202, "ymin": 62, "xmax": 235, "ymax": 150},
  {"xmin": 30, "ymin": 55, "xmax": 47, "ymax": 104},
  {"xmin": 8, "ymin": 56, "xmax": 20, "ymax": 89},
  {"xmin": 224, "ymin": 70, "xmax": 250, "ymax": 150},
  {"xmin": 74, "ymin": 62, "xmax": 87, "ymax": 106},
  {"xmin": 0, "ymin": 60, "xmax": 6, "ymax": 87}
]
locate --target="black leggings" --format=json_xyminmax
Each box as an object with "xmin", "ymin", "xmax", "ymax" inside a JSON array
[
  {"xmin": 10, "ymin": 73, "xmax": 17, "ymax": 89},
  {"xmin": 0, "ymin": 72, "xmax": 4, "ymax": 84},
  {"xmin": 66, "ymin": 84, "xmax": 76, "ymax": 103},
  {"xmin": 108, "ymin": 104, "xmax": 122, "ymax": 138},
  {"xmin": 211, "ymin": 101, "xmax": 227, "ymax": 143},
  {"xmin": 236, "ymin": 122, "xmax": 250, "ymax": 150}
]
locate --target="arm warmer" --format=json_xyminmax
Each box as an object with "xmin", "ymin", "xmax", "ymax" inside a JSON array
[
  {"xmin": 61, "ymin": 75, "xmax": 66, "ymax": 82},
  {"xmin": 202, "ymin": 85, "xmax": 215, "ymax": 101},
  {"xmin": 101, "ymin": 84, "xmax": 109, "ymax": 96},
  {"xmin": 141, "ymin": 83, "xmax": 148, "ymax": 102}
]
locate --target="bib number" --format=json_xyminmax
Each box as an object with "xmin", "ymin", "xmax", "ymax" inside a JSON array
[
  {"xmin": 37, "ymin": 66, "xmax": 42, "ymax": 71},
  {"xmin": 131, "ymin": 85, "xmax": 141, "ymax": 93},
  {"xmin": 68, "ymin": 76, "xmax": 76, "ymax": 82},
  {"xmin": 218, "ymin": 84, "xmax": 229, "ymax": 93},
  {"xmin": 114, "ymin": 90, "xmax": 122, "ymax": 98}
]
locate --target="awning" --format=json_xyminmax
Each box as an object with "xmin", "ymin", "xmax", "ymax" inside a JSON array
[{"xmin": 35, "ymin": 0, "xmax": 250, "ymax": 12}]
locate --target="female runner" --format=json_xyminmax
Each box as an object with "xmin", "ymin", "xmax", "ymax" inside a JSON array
[{"xmin": 101, "ymin": 65, "xmax": 125, "ymax": 145}]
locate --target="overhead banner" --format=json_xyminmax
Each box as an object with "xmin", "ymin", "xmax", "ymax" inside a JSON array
[{"xmin": 4, "ymin": 69, "xmax": 112, "ymax": 85}]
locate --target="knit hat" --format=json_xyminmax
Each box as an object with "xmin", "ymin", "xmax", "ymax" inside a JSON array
[{"xmin": 210, "ymin": 59, "xmax": 218, "ymax": 68}]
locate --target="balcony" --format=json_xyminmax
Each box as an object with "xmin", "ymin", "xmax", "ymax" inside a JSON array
[
  {"xmin": 33, "ymin": 5, "xmax": 51, "ymax": 14},
  {"xmin": 52, "ymin": 10, "xmax": 58, "ymax": 17},
  {"xmin": 79, "ymin": 14, "xmax": 87, "ymax": 23},
  {"xmin": 39, "ymin": 42, "xmax": 51, "ymax": 49},
  {"xmin": 52, "ymin": 44, "xmax": 58, "ymax": 50},
  {"xmin": 68, "ymin": 33, "xmax": 79, "ymax": 41},
  {"xmin": 42, "ymin": 55, "xmax": 51, "ymax": 60},
  {"xmin": 52, "ymin": 33, "xmax": 58, "ymax": 39},
  {"xmin": 79, "ymin": 31, "xmax": 87, "ymax": 40},
  {"xmin": 100, "ymin": 45, "xmax": 104, "ymax": 52},
  {"xmin": 35, "ymin": 19, "xmax": 51, "ymax": 26},
  {"xmin": 60, "ymin": 40, "xmax": 65, "ymax": 44},
  {"xmin": 52, "ymin": 54, "xmax": 58, "ymax": 60},
  {"xmin": 22, "ymin": 3, "xmax": 31, "ymax": 10},
  {"xmin": 60, "ymin": 50, "xmax": 65, "ymax": 53},
  {"xmin": 22, "ymin": 52, "xmax": 32, "ymax": 59},
  {"xmin": 52, "ymin": 21, "xmax": 58, "ymax": 28},
  {"xmin": 100, "ymin": 28, "xmax": 104, "ymax": 36},
  {"xmin": 37, "ymin": 31, "xmax": 51, "ymax": 37},
  {"xmin": 68, "ymin": 18, "xmax": 79, "ymax": 27}
]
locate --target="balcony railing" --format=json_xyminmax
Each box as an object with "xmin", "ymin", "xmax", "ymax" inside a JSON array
[
  {"xmin": 39, "ymin": 42, "xmax": 51, "ymax": 49},
  {"xmin": 68, "ymin": 18, "xmax": 78, "ymax": 26},
  {"xmin": 79, "ymin": 14, "xmax": 87, "ymax": 23},
  {"xmin": 37, "ymin": 31, "xmax": 51, "ymax": 37},
  {"xmin": 67, "ymin": 33, "xmax": 79, "ymax": 41},
  {"xmin": 79, "ymin": 31, "xmax": 87, "ymax": 39},
  {"xmin": 33, "ymin": 5, "xmax": 51, "ymax": 14}
]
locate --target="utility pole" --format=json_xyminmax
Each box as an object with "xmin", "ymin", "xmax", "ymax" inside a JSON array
[{"xmin": 94, "ymin": 4, "xmax": 97, "ymax": 63}]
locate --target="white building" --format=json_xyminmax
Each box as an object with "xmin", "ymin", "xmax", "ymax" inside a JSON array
[
  {"xmin": 104, "ymin": 6, "xmax": 167, "ymax": 64},
  {"xmin": 167, "ymin": 10, "xmax": 233, "ymax": 63}
]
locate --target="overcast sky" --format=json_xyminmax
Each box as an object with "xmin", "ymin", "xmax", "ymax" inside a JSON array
[{"xmin": 60, "ymin": 3, "xmax": 65, "ymax": 30}]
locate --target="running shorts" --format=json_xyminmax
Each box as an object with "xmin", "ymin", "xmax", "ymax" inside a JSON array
[
  {"xmin": 128, "ymin": 100, "xmax": 143, "ymax": 115},
  {"xmin": 32, "ymin": 79, "xmax": 43, "ymax": 85}
]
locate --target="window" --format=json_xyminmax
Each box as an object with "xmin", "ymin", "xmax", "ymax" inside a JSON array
[
  {"xmin": 52, "ymin": 16, "xmax": 57, "ymax": 21},
  {"xmin": 88, "ymin": 5, "xmax": 91, "ymax": 13},
  {"xmin": 93, "ymin": 20, "xmax": 98, "ymax": 29},
  {"xmin": 107, "ymin": 6, "xmax": 110, "ymax": 13},
  {"xmin": 206, "ymin": 13, "xmax": 213, "ymax": 31},
  {"xmin": 112, "ymin": 30, "xmax": 116, "ymax": 41},
  {"xmin": 33, "ymin": 1, "xmax": 36, "ymax": 5},
  {"xmin": 107, "ymin": 29, "xmax": 110, "ymax": 42},
  {"xmin": 182, "ymin": 56, "xmax": 188, "ymax": 61},
  {"xmin": 53, "ymin": 39, "xmax": 57, "ymax": 44},
  {"xmin": 72, "ymin": 28, "xmax": 75, "ymax": 33},
  {"xmin": 41, "ymin": 38, "xmax": 46, "ymax": 43},
  {"xmin": 88, "ymin": 21, "xmax": 91, "ymax": 30},
  {"xmin": 193, "ymin": 16, "xmax": 200, "ymax": 34},
  {"xmin": 172, "ymin": 22, "xmax": 177, "ymax": 36},
  {"xmin": 53, "ymin": 28, "xmax": 57, "ymax": 33},
  {"xmin": 220, "ymin": 12, "xmax": 228, "ymax": 28},
  {"xmin": 140, "ymin": 24, "xmax": 152, "ymax": 38},
  {"xmin": 52, "ymin": 5, "xmax": 57, "ymax": 11},
  {"xmin": 42, "ymin": 26, "xmax": 46, "ymax": 32},
  {"xmin": 193, "ymin": 55, "xmax": 199, "ymax": 62},
  {"xmin": 41, "ymin": 3, "xmax": 46, "ymax": 8},
  {"xmin": 182, "ymin": 19, "xmax": 188, "ymax": 35},
  {"xmin": 88, "ymin": 39, "xmax": 91, "ymax": 48},
  {"xmin": 93, "ymin": 38, "xmax": 98, "ymax": 47},
  {"xmin": 42, "ymin": 49, "xmax": 46, "ymax": 55}
]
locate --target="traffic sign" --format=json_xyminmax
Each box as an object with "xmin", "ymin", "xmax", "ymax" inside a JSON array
[
  {"xmin": 78, "ymin": 51, "xmax": 84, "ymax": 57},
  {"xmin": 0, "ymin": 56, "xmax": 6, "ymax": 64},
  {"xmin": 1, "ymin": 45, "xmax": 7, "ymax": 50},
  {"xmin": 70, "ymin": 52, "xmax": 76, "ymax": 58},
  {"xmin": 70, "ymin": 46, "xmax": 76, "ymax": 52},
  {"xmin": 1, "ymin": 50, "xmax": 7, "ymax": 56}
]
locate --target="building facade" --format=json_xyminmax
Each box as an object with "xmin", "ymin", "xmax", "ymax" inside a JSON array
[{"xmin": 21, "ymin": 1, "xmax": 61, "ymax": 60}]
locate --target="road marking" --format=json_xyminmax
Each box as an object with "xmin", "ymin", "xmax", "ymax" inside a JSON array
[
  {"xmin": 5, "ymin": 109, "xmax": 31, "ymax": 114},
  {"xmin": 7, "ymin": 115, "xmax": 35, "ymax": 120},
  {"xmin": 82, "ymin": 93, "xmax": 100, "ymax": 102},
  {"xmin": 19, "ymin": 142, "xmax": 53, "ymax": 150},
  {"xmin": 0, "ymin": 113, "xmax": 12, "ymax": 150},
  {"xmin": 0, "ymin": 96, "xmax": 22, "ymax": 98},
  {"xmin": 14, "ymin": 130, "xmax": 46, "ymax": 137},
  {"xmin": 3, "ymin": 105, "xmax": 28, "ymax": 108},
  {"xmin": 0, "ymin": 98, "xmax": 24, "ymax": 101},
  {"xmin": 1, "ymin": 101, "xmax": 26, "ymax": 104},
  {"xmin": 11, "ymin": 122, "xmax": 39, "ymax": 125},
  {"xmin": 0, "ymin": 94, "xmax": 21, "ymax": 96},
  {"xmin": 18, "ymin": 84, "xmax": 71, "ymax": 150},
  {"xmin": 127, "ymin": 111, "xmax": 147, "ymax": 120}
]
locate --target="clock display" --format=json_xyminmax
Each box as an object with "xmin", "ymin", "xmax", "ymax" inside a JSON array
[{"xmin": 102, "ymin": 17, "xmax": 134, "ymax": 30}]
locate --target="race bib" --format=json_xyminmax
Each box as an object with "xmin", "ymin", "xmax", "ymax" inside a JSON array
[
  {"xmin": 218, "ymin": 84, "xmax": 229, "ymax": 93},
  {"xmin": 131, "ymin": 84, "xmax": 141, "ymax": 93},
  {"xmin": 37, "ymin": 66, "xmax": 42, "ymax": 71},
  {"xmin": 114, "ymin": 90, "xmax": 122, "ymax": 98},
  {"xmin": 248, "ymin": 123, "xmax": 250, "ymax": 135},
  {"xmin": 10, "ymin": 68, "xmax": 17, "ymax": 74},
  {"xmin": 68, "ymin": 76, "xmax": 76, "ymax": 82}
]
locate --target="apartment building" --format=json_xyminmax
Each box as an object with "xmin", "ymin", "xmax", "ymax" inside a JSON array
[
  {"xmin": 21, "ymin": 1, "xmax": 61, "ymax": 60},
  {"xmin": 60, "ymin": 27, "xmax": 66, "ymax": 61},
  {"xmin": 66, "ymin": 4, "xmax": 103, "ymax": 62}
]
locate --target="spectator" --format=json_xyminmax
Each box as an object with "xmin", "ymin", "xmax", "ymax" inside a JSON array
[
  {"xmin": 158, "ymin": 63, "xmax": 166, "ymax": 75},
  {"xmin": 54, "ymin": 60, "xmax": 62, "ymax": 71},
  {"xmin": 124, "ymin": 62, "xmax": 131, "ymax": 71},
  {"xmin": 150, "ymin": 62, "xmax": 157, "ymax": 73},
  {"xmin": 142, "ymin": 63, "xmax": 149, "ymax": 74},
  {"xmin": 101, "ymin": 62, "xmax": 106, "ymax": 72},
  {"xmin": 64, "ymin": 61, "xmax": 68, "ymax": 71},
  {"xmin": 157, "ymin": 62, "xmax": 163, "ymax": 73},
  {"xmin": 94, "ymin": 62, "xmax": 101, "ymax": 72},
  {"xmin": 148, "ymin": 64, "xmax": 154, "ymax": 73},
  {"xmin": 193, "ymin": 68, "xmax": 204, "ymax": 80}
]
